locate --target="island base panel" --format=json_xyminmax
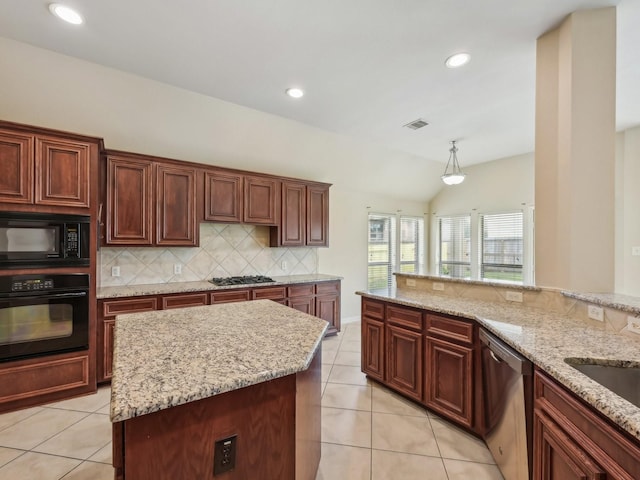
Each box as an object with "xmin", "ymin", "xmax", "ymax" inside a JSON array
[{"xmin": 113, "ymin": 351, "xmax": 322, "ymax": 480}]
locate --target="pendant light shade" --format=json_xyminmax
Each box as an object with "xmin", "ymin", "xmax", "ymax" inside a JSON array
[{"xmin": 441, "ymin": 140, "xmax": 466, "ymax": 185}]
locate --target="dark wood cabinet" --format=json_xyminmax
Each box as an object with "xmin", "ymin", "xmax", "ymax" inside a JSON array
[
  {"xmin": 106, "ymin": 155, "xmax": 153, "ymax": 245},
  {"xmin": 155, "ymin": 163, "xmax": 197, "ymax": 246},
  {"xmin": 386, "ymin": 324, "xmax": 423, "ymax": 401},
  {"xmin": 0, "ymin": 128, "xmax": 95, "ymax": 209},
  {"xmin": 362, "ymin": 316, "xmax": 385, "ymax": 382},
  {"xmin": 425, "ymin": 336, "xmax": 474, "ymax": 428},
  {"xmin": 425, "ymin": 313, "xmax": 476, "ymax": 429},
  {"xmin": 204, "ymin": 170, "xmax": 243, "ymax": 222},
  {"xmin": 270, "ymin": 181, "xmax": 330, "ymax": 247},
  {"xmin": 315, "ymin": 281, "xmax": 340, "ymax": 336},
  {"xmin": 105, "ymin": 152, "xmax": 198, "ymax": 246},
  {"xmin": 161, "ymin": 293, "xmax": 208, "ymax": 310},
  {"xmin": 210, "ymin": 289, "xmax": 251, "ymax": 304},
  {"xmin": 244, "ymin": 175, "xmax": 279, "ymax": 225},
  {"xmin": 306, "ymin": 184, "xmax": 329, "ymax": 246},
  {"xmin": 98, "ymin": 297, "xmax": 159, "ymax": 382},
  {"xmin": 534, "ymin": 369, "xmax": 640, "ymax": 480},
  {"xmin": 288, "ymin": 284, "xmax": 316, "ymax": 315}
]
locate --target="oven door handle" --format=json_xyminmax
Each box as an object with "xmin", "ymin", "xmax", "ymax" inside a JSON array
[{"xmin": 4, "ymin": 291, "xmax": 88, "ymax": 301}]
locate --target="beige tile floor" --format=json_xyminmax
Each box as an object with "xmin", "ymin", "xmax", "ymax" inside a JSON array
[{"xmin": 0, "ymin": 321, "xmax": 503, "ymax": 480}]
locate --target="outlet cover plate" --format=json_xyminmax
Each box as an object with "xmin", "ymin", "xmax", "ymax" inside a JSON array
[
  {"xmin": 588, "ymin": 305, "xmax": 604, "ymax": 322},
  {"xmin": 505, "ymin": 291, "xmax": 523, "ymax": 302},
  {"xmin": 111, "ymin": 266, "xmax": 120, "ymax": 277},
  {"xmin": 432, "ymin": 282, "xmax": 445, "ymax": 291},
  {"xmin": 406, "ymin": 278, "xmax": 416, "ymax": 287},
  {"xmin": 628, "ymin": 316, "xmax": 640, "ymax": 335}
]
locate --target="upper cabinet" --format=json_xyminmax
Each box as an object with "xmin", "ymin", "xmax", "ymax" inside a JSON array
[
  {"xmin": 104, "ymin": 152, "xmax": 198, "ymax": 246},
  {"xmin": 204, "ymin": 171, "xmax": 279, "ymax": 225},
  {"xmin": 270, "ymin": 181, "xmax": 330, "ymax": 247},
  {"xmin": 0, "ymin": 127, "xmax": 97, "ymax": 210}
]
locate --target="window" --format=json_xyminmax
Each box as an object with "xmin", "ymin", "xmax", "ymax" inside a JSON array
[
  {"xmin": 438, "ymin": 215, "xmax": 471, "ymax": 278},
  {"xmin": 368, "ymin": 213, "xmax": 424, "ymax": 289},
  {"xmin": 480, "ymin": 212, "xmax": 523, "ymax": 283}
]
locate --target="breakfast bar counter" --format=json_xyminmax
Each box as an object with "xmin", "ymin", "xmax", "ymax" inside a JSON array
[{"xmin": 110, "ymin": 300, "xmax": 328, "ymax": 480}]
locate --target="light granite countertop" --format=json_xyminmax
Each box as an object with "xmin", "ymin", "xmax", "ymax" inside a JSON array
[
  {"xmin": 357, "ymin": 288, "xmax": 640, "ymax": 441},
  {"xmin": 110, "ymin": 300, "xmax": 328, "ymax": 422},
  {"xmin": 97, "ymin": 273, "xmax": 342, "ymax": 299},
  {"xmin": 561, "ymin": 291, "xmax": 640, "ymax": 317}
]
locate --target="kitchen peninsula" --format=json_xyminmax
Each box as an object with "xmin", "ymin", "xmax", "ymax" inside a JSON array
[{"xmin": 110, "ymin": 300, "xmax": 327, "ymax": 480}]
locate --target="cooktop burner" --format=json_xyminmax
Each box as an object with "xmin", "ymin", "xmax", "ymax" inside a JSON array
[{"xmin": 209, "ymin": 275, "xmax": 275, "ymax": 286}]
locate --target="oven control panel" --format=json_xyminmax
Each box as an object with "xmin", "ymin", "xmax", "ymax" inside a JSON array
[{"xmin": 11, "ymin": 278, "xmax": 54, "ymax": 292}]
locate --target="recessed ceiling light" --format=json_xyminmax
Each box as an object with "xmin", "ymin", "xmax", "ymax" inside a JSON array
[
  {"xmin": 286, "ymin": 88, "xmax": 304, "ymax": 99},
  {"xmin": 445, "ymin": 53, "xmax": 470, "ymax": 68},
  {"xmin": 49, "ymin": 4, "xmax": 84, "ymax": 25}
]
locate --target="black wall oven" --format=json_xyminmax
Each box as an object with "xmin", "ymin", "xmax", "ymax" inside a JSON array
[
  {"xmin": 0, "ymin": 274, "xmax": 89, "ymax": 362},
  {"xmin": 0, "ymin": 212, "xmax": 90, "ymax": 269}
]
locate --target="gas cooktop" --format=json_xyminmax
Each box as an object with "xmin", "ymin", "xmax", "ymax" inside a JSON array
[{"xmin": 209, "ymin": 275, "xmax": 275, "ymax": 286}]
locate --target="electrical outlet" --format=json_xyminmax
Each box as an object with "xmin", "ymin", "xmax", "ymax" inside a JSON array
[
  {"xmin": 173, "ymin": 264, "xmax": 182, "ymax": 275},
  {"xmin": 406, "ymin": 279, "xmax": 416, "ymax": 287},
  {"xmin": 627, "ymin": 316, "xmax": 640, "ymax": 335},
  {"xmin": 587, "ymin": 305, "xmax": 604, "ymax": 322},
  {"xmin": 281, "ymin": 261, "xmax": 288, "ymax": 271},
  {"xmin": 111, "ymin": 266, "xmax": 120, "ymax": 277},
  {"xmin": 432, "ymin": 282, "xmax": 445, "ymax": 291},
  {"xmin": 214, "ymin": 435, "xmax": 237, "ymax": 475},
  {"xmin": 632, "ymin": 246, "xmax": 640, "ymax": 256},
  {"xmin": 505, "ymin": 291, "xmax": 523, "ymax": 302}
]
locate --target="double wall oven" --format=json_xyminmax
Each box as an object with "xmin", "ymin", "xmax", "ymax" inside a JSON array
[{"xmin": 0, "ymin": 212, "xmax": 91, "ymax": 363}]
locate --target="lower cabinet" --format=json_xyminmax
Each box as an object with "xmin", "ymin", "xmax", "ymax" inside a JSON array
[
  {"xmin": 425, "ymin": 336, "xmax": 474, "ymax": 429},
  {"xmin": 360, "ymin": 297, "xmax": 478, "ymax": 433},
  {"xmin": 534, "ymin": 369, "xmax": 640, "ymax": 480},
  {"xmin": 386, "ymin": 324, "xmax": 422, "ymax": 401}
]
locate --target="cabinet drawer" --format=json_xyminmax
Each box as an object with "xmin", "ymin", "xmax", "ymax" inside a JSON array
[
  {"xmin": 387, "ymin": 305, "xmax": 423, "ymax": 332},
  {"xmin": 426, "ymin": 314, "xmax": 474, "ymax": 345},
  {"xmin": 161, "ymin": 293, "xmax": 208, "ymax": 309},
  {"xmin": 362, "ymin": 298, "xmax": 385, "ymax": 320},
  {"xmin": 288, "ymin": 284, "xmax": 315, "ymax": 298},
  {"xmin": 103, "ymin": 297, "xmax": 158, "ymax": 318},
  {"xmin": 316, "ymin": 281, "xmax": 339, "ymax": 295},
  {"xmin": 252, "ymin": 287, "xmax": 287, "ymax": 300},
  {"xmin": 210, "ymin": 290, "xmax": 250, "ymax": 304}
]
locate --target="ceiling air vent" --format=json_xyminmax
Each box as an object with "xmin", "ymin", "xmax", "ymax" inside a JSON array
[{"xmin": 404, "ymin": 118, "xmax": 429, "ymax": 130}]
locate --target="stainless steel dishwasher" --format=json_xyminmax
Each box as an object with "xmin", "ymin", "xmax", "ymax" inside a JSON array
[{"xmin": 480, "ymin": 328, "xmax": 533, "ymax": 480}]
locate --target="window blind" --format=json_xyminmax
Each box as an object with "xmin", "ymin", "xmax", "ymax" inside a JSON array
[
  {"xmin": 367, "ymin": 214, "xmax": 396, "ymax": 289},
  {"xmin": 399, "ymin": 216, "xmax": 424, "ymax": 274},
  {"xmin": 480, "ymin": 212, "xmax": 523, "ymax": 283},
  {"xmin": 438, "ymin": 215, "xmax": 471, "ymax": 278}
]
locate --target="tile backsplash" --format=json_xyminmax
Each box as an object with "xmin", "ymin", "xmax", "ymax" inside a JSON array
[{"xmin": 98, "ymin": 223, "xmax": 318, "ymax": 287}]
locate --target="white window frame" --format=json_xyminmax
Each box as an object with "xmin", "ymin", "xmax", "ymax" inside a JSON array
[{"xmin": 368, "ymin": 212, "xmax": 425, "ymax": 289}]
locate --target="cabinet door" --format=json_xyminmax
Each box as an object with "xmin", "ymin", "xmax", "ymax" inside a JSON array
[
  {"xmin": 386, "ymin": 325, "xmax": 423, "ymax": 401},
  {"xmin": 161, "ymin": 293, "xmax": 208, "ymax": 309},
  {"xmin": 100, "ymin": 319, "xmax": 116, "ymax": 382},
  {"xmin": 244, "ymin": 175, "xmax": 279, "ymax": 225},
  {"xmin": 0, "ymin": 130, "xmax": 34, "ymax": 204},
  {"xmin": 306, "ymin": 184, "xmax": 329, "ymax": 246},
  {"xmin": 35, "ymin": 136, "xmax": 90, "ymax": 208},
  {"xmin": 210, "ymin": 289, "xmax": 251, "ymax": 304},
  {"xmin": 106, "ymin": 156, "xmax": 153, "ymax": 245},
  {"xmin": 288, "ymin": 296, "xmax": 315, "ymax": 316},
  {"xmin": 425, "ymin": 336, "xmax": 474, "ymax": 428},
  {"xmin": 534, "ymin": 411, "xmax": 606, "ymax": 480},
  {"xmin": 315, "ymin": 282, "xmax": 340, "ymax": 336},
  {"xmin": 204, "ymin": 170, "xmax": 243, "ymax": 222},
  {"xmin": 362, "ymin": 317, "xmax": 385, "ymax": 382},
  {"xmin": 252, "ymin": 286, "xmax": 287, "ymax": 301},
  {"xmin": 279, "ymin": 181, "xmax": 306, "ymax": 246},
  {"xmin": 156, "ymin": 164, "xmax": 197, "ymax": 246}
]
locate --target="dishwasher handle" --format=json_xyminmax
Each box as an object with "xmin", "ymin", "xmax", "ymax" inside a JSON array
[{"xmin": 480, "ymin": 328, "xmax": 532, "ymax": 376}]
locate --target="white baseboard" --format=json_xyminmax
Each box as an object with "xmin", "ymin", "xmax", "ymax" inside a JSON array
[{"xmin": 341, "ymin": 315, "xmax": 360, "ymax": 325}]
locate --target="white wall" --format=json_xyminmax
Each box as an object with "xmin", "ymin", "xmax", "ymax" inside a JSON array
[
  {"xmin": 427, "ymin": 153, "xmax": 535, "ymax": 279},
  {"xmin": 617, "ymin": 125, "xmax": 640, "ymax": 295},
  {"xmin": 0, "ymin": 37, "xmax": 429, "ymax": 319}
]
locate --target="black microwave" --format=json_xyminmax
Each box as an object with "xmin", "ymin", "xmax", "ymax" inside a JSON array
[{"xmin": 0, "ymin": 212, "xmax": 90, "ymax": 268}]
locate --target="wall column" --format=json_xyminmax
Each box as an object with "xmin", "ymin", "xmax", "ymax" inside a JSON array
[{"xmin": 535, "ymin": 7, "xmax": 616, "ymax": 291}]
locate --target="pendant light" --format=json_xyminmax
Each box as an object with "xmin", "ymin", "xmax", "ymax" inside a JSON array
[{"xmin": 441, "ymin": 140, "xmax": 466, "ymax": 185}]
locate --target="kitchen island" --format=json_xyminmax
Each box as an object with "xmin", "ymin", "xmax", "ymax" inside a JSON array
[{"xmin": 110, "ymin": 300, "xmax": 327, "ymax": 480}]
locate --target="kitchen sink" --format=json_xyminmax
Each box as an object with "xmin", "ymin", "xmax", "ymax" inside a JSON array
[{"xmin": 564, "ymin": 358, "xmax": 640, "ymax": 408}]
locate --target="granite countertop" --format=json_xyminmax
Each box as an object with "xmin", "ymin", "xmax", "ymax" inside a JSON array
[
  {"xmin": 110, "ymin": 300, "xmax": 328, "ymax": 422},
  {"xmin": 97, "ymin": 273, "xmax": 342, "ymax": 299},
  {"xmin": 357, "ymin": 287, "xmax": 640, "ymax": 441},
  {"xmin": 561, "ymin": 291, "xmax": 640, "ymax": 317}
]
